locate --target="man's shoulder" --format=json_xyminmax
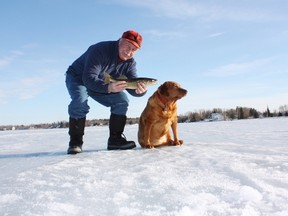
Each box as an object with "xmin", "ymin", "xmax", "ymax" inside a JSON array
[
  {"xmin": 93, "ymin": 40, "xmax": 118, "ymax": 48},
  {"xmin": 86, "ymin": 41, "xmax": 118, "ymax": 56}
]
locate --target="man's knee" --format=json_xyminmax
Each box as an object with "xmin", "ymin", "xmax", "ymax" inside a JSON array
[
  {"xmin": 111, "ymin": 101, "xmax": 129, "ymax": 115},
  {"xmin": 68, "ymin": 101, "xmax": 90, "ymax": 118}
]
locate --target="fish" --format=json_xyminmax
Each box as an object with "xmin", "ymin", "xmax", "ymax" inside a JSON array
[{"xmin": 103, "ymin": 72, "xmax": 157, "ymax": 89}]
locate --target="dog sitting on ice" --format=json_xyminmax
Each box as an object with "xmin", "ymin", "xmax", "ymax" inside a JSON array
[{"xmin": 138, "ymin": 81, "xmax": 187, "ymax": 148}]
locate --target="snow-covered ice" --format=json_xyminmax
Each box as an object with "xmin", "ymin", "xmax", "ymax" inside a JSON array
[{"xmin": 1, "ymin": 118, "xmax": 288, "ymax": 216}]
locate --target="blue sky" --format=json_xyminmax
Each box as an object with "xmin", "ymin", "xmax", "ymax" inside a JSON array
[{"xmin": 1, "ymin": 0, "xmax": 287, "ymax": 125}]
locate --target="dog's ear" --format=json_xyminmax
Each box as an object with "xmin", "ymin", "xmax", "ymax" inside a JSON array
[{"xmin": 158, "ymin": 82, "xmax": 169, "ymax": 96}]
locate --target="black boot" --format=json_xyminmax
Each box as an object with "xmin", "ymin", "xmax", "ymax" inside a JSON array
[
  {"xmin": 107, "ymin": 114, "xmax": 136, "ymax": 150},
  {"xmin": 67, "ymin": 117, "xmax": 86, "ymax": 154}
]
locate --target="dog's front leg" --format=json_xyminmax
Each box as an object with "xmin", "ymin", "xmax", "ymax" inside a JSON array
[
  {"xmin": 171, "ymin": 121, "xmax": 183, "ymax": 145},
  {"xmin": 144, "ymin": 121, "xmax": 154, "ymax": 148}
]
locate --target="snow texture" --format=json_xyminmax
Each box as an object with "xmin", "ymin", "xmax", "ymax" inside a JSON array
[{"xmin": 1, "ymin": 118, "xmax": 288, "ymax": 216}]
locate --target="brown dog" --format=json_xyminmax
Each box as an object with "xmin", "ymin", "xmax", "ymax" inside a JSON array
[{"xmin": 138, "ymin": 81, "xmax": 187, "ymax": 148}]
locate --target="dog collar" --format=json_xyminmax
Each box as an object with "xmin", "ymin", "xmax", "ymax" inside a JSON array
[{"xmin": 157, "ymin": 91, "xmax": 168, "ymax": 110}]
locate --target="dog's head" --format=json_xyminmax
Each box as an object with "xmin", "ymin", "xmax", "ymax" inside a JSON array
[{"xmin": 158, "ymin": 81, "xmax": 187, "ymax": 101}]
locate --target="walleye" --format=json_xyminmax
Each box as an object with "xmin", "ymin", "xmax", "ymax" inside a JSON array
[{"xmin": 103, "ymin": 72, "xmax": 157, "ymax": 89}]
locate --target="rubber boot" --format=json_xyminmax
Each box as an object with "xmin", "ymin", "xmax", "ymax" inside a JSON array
[
  {"xmin": 67, "ymin": 117, "xmax": 86, "ymax": 154},
  {"xmin": 107, "ymin": 114, "xmax": 136, "ymax": 150}
]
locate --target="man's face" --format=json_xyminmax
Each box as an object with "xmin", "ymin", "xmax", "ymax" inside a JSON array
[{"xmin": 118, "ymin": 39, "xmax": 138, "ymax": 61}]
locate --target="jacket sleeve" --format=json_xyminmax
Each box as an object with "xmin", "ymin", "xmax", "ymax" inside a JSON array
[
  {"xmin": 82, "ymin": 47, "xmax": 109, "ymax": 93},
  {"xmin": 126, "ymin": 89, "xmax": 146, "ymax": 97}
]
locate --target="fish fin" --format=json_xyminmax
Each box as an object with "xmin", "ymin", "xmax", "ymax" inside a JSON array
[
  {"xmin": 103, "ymin": 72, "xmax": 111, "ymax": 84},
  {"xmin": 118, "ymin": 75, "xmax": 127, "ymax": 79}
]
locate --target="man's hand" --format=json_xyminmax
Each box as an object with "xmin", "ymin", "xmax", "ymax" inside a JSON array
[
  {"xmin": 135, "ymin": 82, "xmax": 147, "ymax": 94},
  {"xmin": 108, "ymin": 81, "xmax": 128, "ymax": 93}
]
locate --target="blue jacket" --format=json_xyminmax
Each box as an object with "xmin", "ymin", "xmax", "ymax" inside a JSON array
[{"xmin": 67, "ymin": 40, "xmax": 143, "ymax": 96}]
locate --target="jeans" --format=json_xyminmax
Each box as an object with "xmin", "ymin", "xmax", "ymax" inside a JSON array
[{"xmin": 65, "ymin": 73, "xmax": 129, "ymax": 119}]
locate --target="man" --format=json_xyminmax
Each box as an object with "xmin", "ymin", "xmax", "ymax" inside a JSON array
[{"xmin": 65, "ymin": 30, "xmax": 147, "ymax": 154}]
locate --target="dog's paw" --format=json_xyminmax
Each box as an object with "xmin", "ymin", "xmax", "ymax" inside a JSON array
[
  {"xmin": 174, "ymin": 139, "xmax": 183, "ymax": 146},
  {"xmin": 145, "ymin": 144, "xmax": 155, "ymax": 149},
  {"xmin": 167, "ymin": 140, "xmax": 175, "ymax": 146}
]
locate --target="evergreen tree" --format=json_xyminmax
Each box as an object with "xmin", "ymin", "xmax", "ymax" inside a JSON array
[
  {"xmin": 267, "ymin": 107, "xmax": 271, "ymax": 117},
  {"xmin": 253, "ymin": 109, "xmax": 259, "ymax": 118},
  {"xmin": 237, "ymin": 107, "xmax": 244, "ymax": 119}
]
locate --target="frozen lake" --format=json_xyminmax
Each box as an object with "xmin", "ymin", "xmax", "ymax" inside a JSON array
[{"xmin": 0, "ymin": 118, "xmax": 287, "ymax": 216}]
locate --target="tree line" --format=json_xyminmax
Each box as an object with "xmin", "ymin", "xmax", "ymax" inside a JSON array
[
  {"xmin": 179, "ymin": 105, "xmax": 288, "ymax": 123},
  {"xmin": 1, "ymin": 105, "xmax": 287, "ymax": 131}
]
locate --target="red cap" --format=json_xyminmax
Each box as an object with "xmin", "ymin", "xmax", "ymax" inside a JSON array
[{"xmin": 122, "ymin": 30, "xmax": 142, "ymax": 48}]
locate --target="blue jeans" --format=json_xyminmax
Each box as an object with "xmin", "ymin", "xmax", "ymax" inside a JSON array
[{"xmin": 65, "ymin": 73, "xmax": 129, "ymax": 119}]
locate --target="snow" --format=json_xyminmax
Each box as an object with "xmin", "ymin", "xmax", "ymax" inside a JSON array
[{"xmin": 0, "ymin": 118, "xmax": 288, "ymax": 216}]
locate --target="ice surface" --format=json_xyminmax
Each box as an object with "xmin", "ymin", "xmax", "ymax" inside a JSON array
[{"xmin": 1, "ymin": 118, "xmax": 288, "ymax": 216}]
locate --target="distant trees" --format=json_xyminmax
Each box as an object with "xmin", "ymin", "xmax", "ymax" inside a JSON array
[
  {"xmin": 263, "ymin": 107, "xmax": 272, "ymax": 117},
  {"xmin": 237, "ymin": 107, "xmax": 244, "ymax": 119},
  {"xmin": 1, "ymin": 104, "xmax": 287, "ymax": 130},
  {"xmin": 278, "ymin": 105, "xmax": 288, "ymax": 117},
  {"xmin": 236, "ymin": 107, "xmax": 259, "ymax": 119},
  {"xmin": 279, "ymin": 105, "xmax": 288, "ymax": 113},
  {"xmin": 250, "ymin": 108, "xmax": 259, "ymax": 118},
  {"xmin": 182, "ymin": 104, "xmax": 287, "ymax": 123},
  {"xmin": 225, "ymin": 109, "xmax": 236, "ymax": 119}
]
